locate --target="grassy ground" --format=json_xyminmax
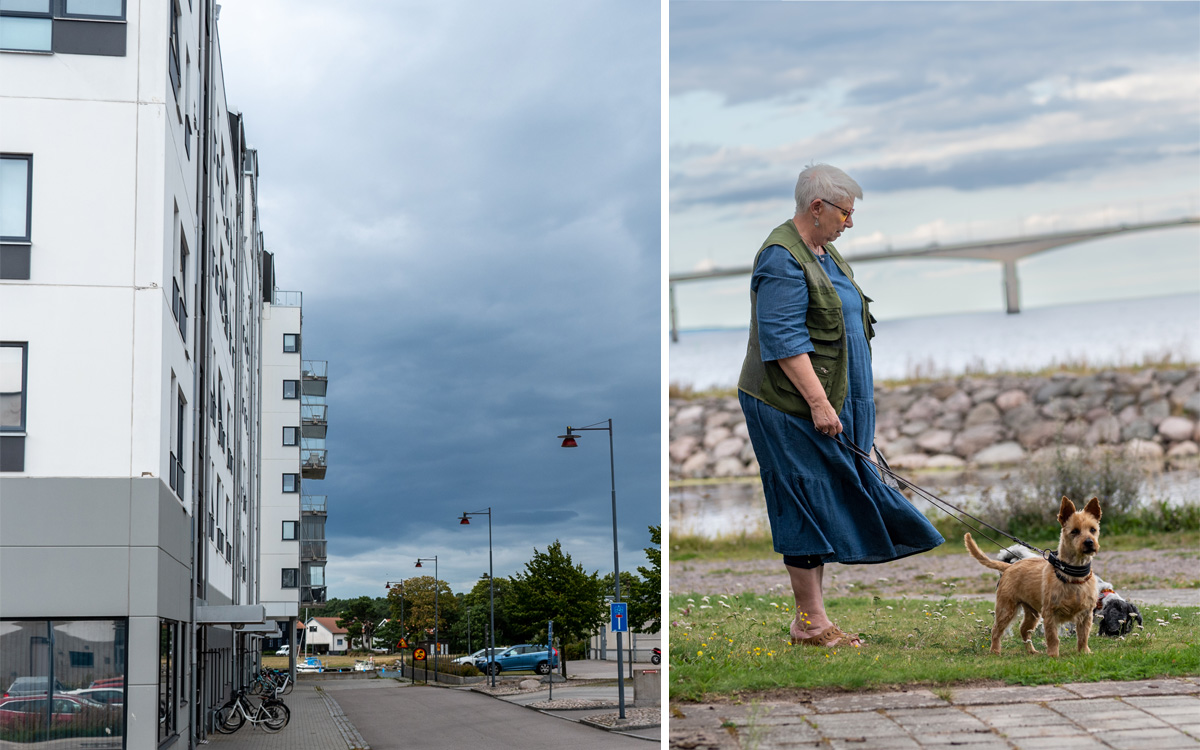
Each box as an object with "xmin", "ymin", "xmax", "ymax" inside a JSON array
[
  {"xmin": 671, "ymin": 528, "xmax": 1200, "ymax": 563},
  {"xmin": 668, "ymin": 593, "xmax": 1199, "ymax": 702}
]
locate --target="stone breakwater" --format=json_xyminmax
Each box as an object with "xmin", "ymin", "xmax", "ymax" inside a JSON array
[{"xmin": 670, "ymin": 368, "xmax": 1200, "ymax": 479}]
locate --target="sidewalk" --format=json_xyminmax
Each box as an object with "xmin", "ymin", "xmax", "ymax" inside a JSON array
[
  {"xmin": 202, "ymin": 682, "xmax": 368, "ymax": 750},
  {"xmin": 670, "ymin": 677, "xmax": 1200, "ymax": 749}
]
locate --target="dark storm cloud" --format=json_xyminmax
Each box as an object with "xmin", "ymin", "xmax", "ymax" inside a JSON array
[{"xmin": 219, "ymin": 0, "xmax": 660, "ymax": 594}]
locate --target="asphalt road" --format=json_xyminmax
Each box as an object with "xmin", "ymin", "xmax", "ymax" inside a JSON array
[{"xmin": 323, "ymin": 680, "xmax": 655, "ymax": 749}]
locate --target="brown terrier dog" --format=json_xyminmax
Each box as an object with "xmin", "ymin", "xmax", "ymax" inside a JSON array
[{"xmin": 965, "ymin": 496, "xmax": 1102, "ymax": 656}]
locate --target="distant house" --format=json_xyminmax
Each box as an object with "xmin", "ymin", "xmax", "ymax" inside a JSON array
[{"xmin": 306, "ymin": 617, "xmax": 349, "ymax": 654}]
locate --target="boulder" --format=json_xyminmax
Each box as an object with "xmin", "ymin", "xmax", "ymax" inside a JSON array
[
  {"xmin": 711, "ymin": 436, "xmax": 745, "ymax": 460},
  {"xmin": 1169, "ymin": 377, "xmax": 1199, "ymax": 408},
  {"xmin": 971, "ymin": 386, "xmax": 1001, "ymax": 404},
  {"xmin": 1034, "ymin": 380, "xmax": 1071, "ymax": 403},
  {"xmin": 941, "ymin": 390, "xmax": 973, "ymax": 413},
  {"xmin": 972, "ymin": 442, "xmax": 1026, "ymax": 466},
  {"xmin": 953, "ymin": 424, "xmax": 1005, "ymax": 458},
  {"xmin": 739, "ymin": 441, "xmax": 757, "ymax": 463},
  {"xmin": 1030, "ymin": 444, "xmax": 1084, "ymax": 464},
  {"xmin": 964, "ymin": 402, "xmax": 1002, "ymax": 427},
  {"xmin": 519, "ymin": 679, "xmax": 541, "ymax": 691},
  {"xmin": 1187, "ymin": 392, "xmax": 1200, "ymax": 417},
  {"xmin": 1166, "ymin": 440, "xmax": 1199, "ymax": 458},
  {"xmin": 1124, "ymin": 439, "xmax": 1165, "ymax": 461},
  {"xmin": 930, "ymin": 382, "xmax": 959, "ymax": 400},
  {"xmin": 1156, "ymin": 369, "xmax": 1191, "ymax": 385},
  {"xmin": 994, "ymin": 389, "xmax": 1028, "ymax": 411},
  {"xmin": 900, "ymin": 420, "xmax": 930, "ymax": 437},
  {"xmin": 1017, "ymin": 420, "xmax": 1060, "ymax": 451},
  {"xmin": 879, "ymin": 437, "xmax": 915, "ymax": 457},
  {"xmin": 1003, "ymin": 403, "xmax": 1040, "ymax": 431},
  {"xmin": 1157, "ymin": 416, "xmax": 1195, "ymax": 443},
  {"xmin": 712, "ymin": 456, "xmax": 748, "ymax": 477},
  {"xmin": 1141, "ymin": 398, "xmax": 1171, "ymax": 426},
  {"xmin": 915, "ymin": 429, "xmax": 954, "ymax": 454},
  {"xmin": 1061, "ymin": 419, "xmax": 1089, "ymax": 445},
  {"xmin": 669, "ymin": 435, "xmax": 700, "ymax": 465},
  {"xmin": 732, "ymin": 421, "xmax": 750, "ymax": 439},
  {"xmin": 925, "ymin": 454, "xmax": 967, "ymax": 470},
  {"xmin": 702, "ymin": 426, "xmax": 732, "ymax": 450},
  {"xmin": 1084, "ymin": 415, "xmax": 1121, "ymax": 446},
  {"xmin": 889, "ymin": 453, "xmax": 930, "ymax": 470},
  {"xmin": 674, "ymin": 404, "xmax": 705, "ymax": 430},
  {"xmin": 933, "ymin": 412, "xmax": 964, "ymax": 431},
  {"xmin": 679, "ymin": 451, "xmax": 710, "ymax": 478},
  {"xmin": 1121, "ymin": 419, "xmax": 1155, "ymax": 442},
  {"xmin": 1041, "ymin": 397, "xmax": 1083, "ymax": 420},
  {"xmin": 904, "ymin": 395, "xmax": 943, "ymax": 422}
]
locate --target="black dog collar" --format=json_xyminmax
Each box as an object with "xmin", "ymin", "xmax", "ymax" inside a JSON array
[{"xmin": 1045, "ymin": 551, "xmax": 1092, "ymax": 582}]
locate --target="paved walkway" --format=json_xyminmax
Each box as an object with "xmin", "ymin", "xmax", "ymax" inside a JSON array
[
  {"xmin": 670, "ymin": 677, "xmax": 1200, "ymax": 749},
  {"xmin": 203, "ymin": 660, "xmax": 662, "ymax": 749}
]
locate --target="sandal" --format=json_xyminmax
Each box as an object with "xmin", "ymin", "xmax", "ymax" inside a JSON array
[{"xmin": 791, "ymin": 625, "xmax": 865, "ymax": 649}]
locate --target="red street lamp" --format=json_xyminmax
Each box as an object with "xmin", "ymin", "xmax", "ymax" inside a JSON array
[
  {"xmin": 459, "ymin": 508, "xmax": 497, "ymax": 687},
  {"xmin": 557, "ymin": 418, "xmax": 625, "ymax": 719}
]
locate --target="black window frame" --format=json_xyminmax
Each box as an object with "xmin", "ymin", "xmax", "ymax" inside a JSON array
[
  {"xmin": 0, "ymin": 4, "xmax": 52, "ymax": 53},
  {"xmin": 282, "ymin": 520, "xmax": 298, "ymax": 541},
  {"xmin": 282, "ymin": 426, "xmax": 298, "ymax": 446},
  {"xmin": 282, "ymin": 473, "xmax": 299, "ymax": 493},
  {"xmin": 0, "ymin": 154, "xmax": 33, "ymax": 243},
  {"xmin": 281, "ymin": 568, "xmax": 299, "ymax": 589},
  {"xmin": 1, "ymin": 342, "xmax": 28, "ymax": 433},
  {"xmin": 283, "ymin": 333, "xmax": 299, "ymax": 353},
  {"xmin": 283, "ymin": 380, "xmax": 298, "ymax": 400}
]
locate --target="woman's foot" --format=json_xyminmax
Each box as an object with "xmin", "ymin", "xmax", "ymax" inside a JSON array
[{"xmin": 789, "ymin": 616, "xmax": 864, "ymax": 648}]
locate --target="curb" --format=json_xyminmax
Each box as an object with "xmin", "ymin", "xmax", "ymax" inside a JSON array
[{"xmin": 314, "ymin": 685, "xmax": 371, "ymax": 750}]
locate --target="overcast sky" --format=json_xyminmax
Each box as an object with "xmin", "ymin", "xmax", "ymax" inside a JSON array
[
  {"xmin": 217, "ymin": 1, "xmax": 661, "ymax": 598},
  {"xmin": 670, "ymin": 1, "xmax": 1200, "ymax": 328}
]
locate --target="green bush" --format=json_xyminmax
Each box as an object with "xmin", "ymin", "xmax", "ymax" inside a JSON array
[{"xmin": 563, "ymin": 640, "xmax": 589, "ymax": 661}]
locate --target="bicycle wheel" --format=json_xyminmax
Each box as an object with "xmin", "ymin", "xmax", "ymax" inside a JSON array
[
  {"xmin": 214, "ymin": 702, "xmax": 244, "ymax": 734},
  {"xmin": 280, "ymin": 678, "xmax": 293, "ymax": 696},
  {"xmin": 260, "ymin": 702, "xmax": 289, "ymax": 732}
]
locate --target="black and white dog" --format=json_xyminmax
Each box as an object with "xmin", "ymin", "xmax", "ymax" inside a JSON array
[{"xmin": 996, "ymin": 544, "xmax": 1143, "ymax": 636}]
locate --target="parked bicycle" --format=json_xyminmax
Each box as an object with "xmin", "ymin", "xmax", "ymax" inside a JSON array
[
  {"xmin": 214, "ymin": 689, "xmax": 290, "ymax": 733},
  {"xmin": 249, "ymin": 668, "xmax": 293, "ymax": 697}
]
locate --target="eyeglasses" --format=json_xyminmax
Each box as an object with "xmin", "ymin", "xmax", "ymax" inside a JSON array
[{"xmin": 821, "ymin": 198, "xmax": 854, "ymax": 223}]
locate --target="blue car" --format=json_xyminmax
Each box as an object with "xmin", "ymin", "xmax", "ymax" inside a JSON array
[{"xmin": 474, "ymin": 644, "xmax": 559, "ymax": 675}]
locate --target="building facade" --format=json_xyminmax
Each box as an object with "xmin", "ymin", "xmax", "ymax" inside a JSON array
[{"xmin": 0, "ymin": 3, "xmax": 328, "ymax": 747}]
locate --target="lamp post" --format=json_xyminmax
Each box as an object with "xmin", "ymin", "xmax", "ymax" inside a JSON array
[
  {"xmin": 558, "ymin": 418, "xmax": 625, "ymax": 719},
  {"xmin": 415, "ymin": 557, "xmax": 439, "ymax": 680},
  {"xmin": 459, "ymin": 508, "xmax": 497, "ymax": 687}
]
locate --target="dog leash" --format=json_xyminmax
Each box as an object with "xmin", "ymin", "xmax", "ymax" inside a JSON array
[{"xmin": 826, "ymin": 433, "xmax": 1091, "ymax": 579}]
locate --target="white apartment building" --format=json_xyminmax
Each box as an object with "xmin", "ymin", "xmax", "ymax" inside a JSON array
[{"xmin": 0, "ymin": 3, "xmax": 329, "ymax": 748}]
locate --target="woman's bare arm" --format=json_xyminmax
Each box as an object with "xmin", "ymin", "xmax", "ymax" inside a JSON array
[{"xmin": 777, "ymin": 353, "xmax": 843, "ymax": 436}]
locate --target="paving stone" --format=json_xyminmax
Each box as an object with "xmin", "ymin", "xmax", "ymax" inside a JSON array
[
  {"xmin": 1062, "ymin": 679, "xmax": 1199, "ymax": 698},
  {"xmin": 748, "ymin": 714, "xmax": 819, "ymax": 728},
  {"xmin": 807, "ymin": 712, "xmax": 900, "ymax": 738},
  {"xmin": 1177, "ymin": 724, "xmax": 1200, "ymax": 738},
  {"xmin": 1009, "ymin": 736, "xmax": 1111, "ymax": 750},
  {"xmin": 669, "ymin": 703, "xmax": 750, "ymax": 729},
  {"xmin": 1047, "ymin": 698, "xmax": 1137, "ymax": 715},
  {"xmin": 965, "ymin": 703, "xmax": 1069, "ymax": 729},
  {"xmin": 1122, "ymin": 695, "xmax": 1200, "ymax": 720},
  {"xmin": 826, "ymin": 738, "xmax": 921, "ymax": 750},
  {"xmin": 949, "ymin": 685, "xmax": 1075, "ymax": 705},
  {"xmin": 887, "ymin": 707, "xmax": 990, "ymax": 731},
  {"xmin": 1080, "ymin": 714, "xmax": 1169, "ymax": 732},
  {"xmin": 757, "ymin": 738, "xmax": 825, "ymax": 750},
  {"xmin": 907, "ymin": 731, "xmax": 1009, "ymax": 747},
  {"xmin": 1093, "ymin": 726, "xmax": 1200, "ymax": 750},
  {"xmin": 812, "ymin": 689, "xmax": 947, "ymax": 714}
]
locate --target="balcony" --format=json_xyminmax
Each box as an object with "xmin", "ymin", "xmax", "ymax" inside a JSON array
[
  {"xmin": 301, "ymin": 441, "xmax": 326, "ymax": 480},
  {"xmin": 301, "ymin": 586, "xmax": 327, "ymax": 606},
  {"xmin": 272, "ymin": 290, "xmax": 302, "ymax": 308},
  {"xmin": 301, "ymin": 495, "xmax": 326, "ymax": 514},
  {"xmin": 301, "ymin": 539, "xmax": 327, "ymax": 561},
  {"xmin": 301, "ymin": 360, "xmax": 328, "ymax": 398},
  {"xmin": 301, "ymin": 404, "xmax": 327, "ymax": 439}
]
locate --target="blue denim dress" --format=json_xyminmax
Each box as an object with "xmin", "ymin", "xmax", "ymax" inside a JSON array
[{"xmin": 739, "ymin": 246, "xmax": 944, "ymax": 563}]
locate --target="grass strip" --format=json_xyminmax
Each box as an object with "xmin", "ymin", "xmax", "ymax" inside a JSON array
[{"xmin": 669, "ymin": 593, "xmax": 1199, "ymax": 702}]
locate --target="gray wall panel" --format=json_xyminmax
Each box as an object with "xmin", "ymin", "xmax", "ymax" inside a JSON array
[
  {"xmin": 0, "ymin": 546, "xmax": 129, "ymax": 616},
  {"xmin": 0, "ymin": 477, "xmax": 132, "ymax": 547}
]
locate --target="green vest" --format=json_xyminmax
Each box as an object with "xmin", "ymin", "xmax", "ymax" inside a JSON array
[{"xmin": 738, "ymin": 219, "xmax": 876, "ymax": 421}]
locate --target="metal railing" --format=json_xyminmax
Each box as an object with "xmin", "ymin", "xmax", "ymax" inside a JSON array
[
  {"xmin": 302, "ymin": 360, "xmax": 327, "ymax": 380},
  {"xmin": 301, "ymin": 404, "xmax": 327, "ymax": 424},
  {"xmin": 300, "ymin": 540, "xmax": 327, "ymax": 560},
  {"xmin": 301, "ymin": 448, "xmax": 327, "ymax": 471},
  {"xmin": 301, "ymin": 496, "xmax": 326, "ymax": 513},
  {"xmin": 272, "ymin": 290, "xmax": 302, "ymax": 307}
]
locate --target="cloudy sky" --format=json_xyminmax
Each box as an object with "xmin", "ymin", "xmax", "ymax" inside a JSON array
[
  {"xmin": 670, "ymin": 1, "xmax": 1200, "ymax": 328},
  {"xmin": 217, "ymin": 1, "xmax": 661, "ymax": 597}
]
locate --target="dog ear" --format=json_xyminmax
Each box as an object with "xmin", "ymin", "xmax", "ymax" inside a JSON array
[
  {"xmin": 1058, "ymin": 496, "xmax": 1077, "ymax": 525},
  {"xmin": 1083, "ymin": 497, "xmax": 1102, "ymax": 521}
]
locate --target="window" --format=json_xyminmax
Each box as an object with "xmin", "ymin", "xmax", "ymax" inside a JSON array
[
  {"xmin": 283, "ymin": 380, "xmax": 298, "ymax": 399},
  {"xmin": 1, "ymin": 343, "xmax": 27, "ymax": 472},
  {"xmin": 281, "ymin": 568, "xmax": 298, "ymax": 589},
  {"xmin": 168, "ymin": 0, "xmax": 180, "ymax": 96},
  {"xmin": 62, "ymin": 0, "xmax": 124, "ymax": 19},
  {"xmin": 282, "ymin": 473, "xmax": 299, "ymax": 493},
  {"xmin": 159, "ymin": 619, "xmax": 180, "ymax": 743},
  {"xmin": 170, "ymin": 387, "xmax": 186, "ymax": 497},
  {"xmin": 282, "ymin": 426, "xmax": 298, "ymax": 446},
  {"xmin": 1, "ymin": 155, "xmax": 32, "ymax": 242},
  {"xmin": 68, "ymin": 650, "xmax": 93, "ymax": 667},
  {"xmin": 0, "ymin": 3, "xmax": 52, "ymax": 52},
  {"xmin": 282, "ymin": 520, "xmax": 298, "ymax": 540},
  {"xmin": 283, "ymin": 333, "xmax": 299, "ymax": 353}
]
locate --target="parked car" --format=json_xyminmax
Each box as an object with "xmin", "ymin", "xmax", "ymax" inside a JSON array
[
  {"xmin": 3, "ymin": 676, "xmax": 68, "ymax": 698},
  {"xmin": 474, "ymin": 644, "xmax": 559, "ymax": 675},
  {"xmin": 0, "ymin": 695, "xmax": 93, "ymax": 728},
  {"xmin": 66, "ymin": 687, "xmax": 124, "ymax": 707},
  {"xmin": 452, "ymin": 647, "xmax": 507, "ymax": 666}
]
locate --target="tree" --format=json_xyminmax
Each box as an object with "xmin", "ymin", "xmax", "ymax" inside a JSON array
[
  {"xmin": 389, "ymin": 575, "xmax": 457, "ymax": 644},
  {"xmin": 507, "ymin": 541, "xmax": 606, "ymax": 668},
  {"xmin": 448, "ymin": 576, "xmax": 515, "ymax": 653},
  {"xmin": 627, "ymin": 525, "xmax": 661, "ymax": 634},
  {"xmin": 336, "ymin": 596, "xmax": 380, "ymax": 651}
]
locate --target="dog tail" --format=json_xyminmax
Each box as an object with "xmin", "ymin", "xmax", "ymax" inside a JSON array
[{"xmin": 964, "ymin": 533, "xmax": 1010, "ymax": 572}]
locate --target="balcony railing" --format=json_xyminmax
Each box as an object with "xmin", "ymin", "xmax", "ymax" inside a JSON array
[
  {"xmin": 301, "ymin": 360, "xmax": 327, "ymax": 380},
  {"xmin": 301, "ymin": 446, "xmax": 327, "ymax": 480},
  {"xmin": 169, "ymin": 452, "xmax": 185, "ymax": 498},
  {"xmin": 301, "ymin": 404, "xmax": 327, "ymax": 424},
  {"xmin": 301, "ymin": 495, "xmax": 326, "ymax": 513},
  {"xmin": 301, "ymin": 586, "xmax": 327, "ymax": 605},
  {"xmin": 301, "ymin": 540, "xmax": 327, "ymax": 561},
  {"xmin": 272, "ymin": 290, "xmax": 302, "ymax": 307}
]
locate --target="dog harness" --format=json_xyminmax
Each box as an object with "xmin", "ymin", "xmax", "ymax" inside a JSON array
[{"xmin": 1046, "ymin": 551, "xmax": 1093, "ymax": 584}]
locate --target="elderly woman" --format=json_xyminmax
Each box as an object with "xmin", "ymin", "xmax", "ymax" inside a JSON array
[{"xmin": 738, "ymin": 163, "xmax": 944, "ymax": 648}]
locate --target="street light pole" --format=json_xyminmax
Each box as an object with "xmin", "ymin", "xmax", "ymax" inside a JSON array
[
  {"xmin": 459, "ymin": 508, "xmax": 496, "ymax": 687},
  {"xmin": 415, "ymin": 557, "xmax": 439, "ymax": 680},
  {"xmin": 558, "ymin": 418, "xmax": 625, "ymax": 719}
]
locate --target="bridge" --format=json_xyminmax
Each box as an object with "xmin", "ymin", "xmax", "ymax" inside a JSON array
[{"xmin": 668, "ymin": 216, "xmax": 1199, "ymax": 342}]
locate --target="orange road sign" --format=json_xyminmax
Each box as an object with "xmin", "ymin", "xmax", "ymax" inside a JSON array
[{"xmin": 413, "ymin": 648, "xmax": 427, "ymax": 661}]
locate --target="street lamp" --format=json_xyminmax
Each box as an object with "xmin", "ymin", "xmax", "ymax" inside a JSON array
[
  {"xmin": 384, "ymin": 580, "xmax": 406, "ymax": 647},
  {"xmin": 558, "ymin": 419, "xmax": 625, "ymax": 719},
  {"xmin": 415, "ymin": 557, "xmax": 439, "ymax": 680},
  {"xmin": 459, "ymin": 508, "xmax": 497, "ymax": 687}
]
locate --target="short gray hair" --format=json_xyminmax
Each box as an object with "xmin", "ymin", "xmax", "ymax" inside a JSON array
[{"xmin": 794, "ymin": 163, "xmax": 863, "ymax": 213}]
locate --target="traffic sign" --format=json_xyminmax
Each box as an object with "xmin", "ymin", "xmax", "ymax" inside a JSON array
[
  {"xmin": 610, "ymin": 602, "xmax": 628, "ymax": 632},
  {"xmin": 397, "ymin": 637, "xmax": 409, "ymax": 649},
  {"xmin": 413, "ymin": 647, "xmax": 427, "ymax": 661}
]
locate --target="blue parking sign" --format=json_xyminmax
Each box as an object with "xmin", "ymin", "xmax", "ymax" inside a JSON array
[{"xmin": 610, "ymin": 602, "xmax": 628, "ymax": 632}]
